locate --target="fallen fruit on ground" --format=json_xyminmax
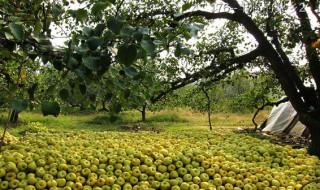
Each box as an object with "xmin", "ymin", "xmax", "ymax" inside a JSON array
[{"xmin": 0, "ymin": 130, "xmax": 320, "ymax": 190}]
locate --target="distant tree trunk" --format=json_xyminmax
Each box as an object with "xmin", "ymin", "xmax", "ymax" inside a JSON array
[
  {"xmin": 141, "ymin": 104, "xmax": 146, "ymax": 122},
  {"xmin": 201, "ymin": 86, "xmax": 212, "ymax": 131},
  {"xmin": 9, "ymin": 110, "xmax": 18, "ymax": 124},
  {"xmin": 101, "ymin": 101, "xmax": 108, "ymax": 111}
]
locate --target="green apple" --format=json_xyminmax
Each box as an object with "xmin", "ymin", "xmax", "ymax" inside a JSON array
[
  {"xmin": 178, "ymin": 168, "xmax": 188, "ymax": 176},
  {"xmin": 68, "ymin": 165, "xmax": 78, "ymax": 173},
  {"xmin": 151, "ymin": 181, "xmax": 161, "ymax": 189},
  {"xmin": 86, "ymin": 177, "xmax": 97, "ymax": 186},
  {"xmin": 160, "ymin": 181, "xmax": 170, "ymax": 189},
  {"xmin": 122, "ymin": 171, "xmax": 131, "ymax": 180},
  {"xmin": 0, "ymin": 181, "xmax": 9, "ymax": 189},
  {"xmin": 5, "ymin": 172, "xmax": 17, "ymax": 181},
  {"xmin": 190, "ymin": 168, "xmax": 200, "ymax": 177},
  {"xmin": 5, "ymin": 162, "xmax": 17, "ymax": 172},
  {"xmin": 17, "ymin": 171, "xmax": 26, "ymax": 180},
  {"xmin": 35, "ymin": 180, "xmax": 47, "ymax": 190},
  {"xmin": 180, "ymin": 182, "xmax": 190, "ymax": 190},
  {"xmin": 129, "ymin": 176, "xmax": 139, "ymax": 185},
  {"xmin": 43, "ymin": 173, "xmax": 54, "ymax": 181},
  {"xmin": 139, "ymin": 174, "xmax": 148, "ymax": 181},
  {"xmin": 47, "ymin": 179, "xmax": 58, "ymax": 188},
  {"xmin": 9, "ymin": 179, "xmax": 20, "ymax": 189},
  {"xmin": 183, "ymin": 174, "xmax": 192, "ymax": 182},
  {"xmin": 105, "ymin": 177, "xmax": 115, "ymax": 185},
  {"xmin": 49, "ymin": 168, "xmax": 58, "ymax": 176},
  {"xmin": 193, "ymin": 176, "xmax": 201, "ymax": 184},
  {"xmin": 190, "ymin": 184, "xmax": 200, "ymax": 190},
  {"xmin": 169, "ymin": 171, "xmax": 179, "ymax": 179},
  {"xmin": 158, "ymin": 165, "xmax": 167, "ymax": 173},
  {"xmin": 66, "ymin": 172, "xmax": 77, "ymax": 181},
  {"xmin": 56, "ymin": 178, "xmax": 67, "ymax": 187},
  {"xmin": 81, "ymin": 168, "xmax": 91, "ymax": 176},
  {"xmin": 132, "ymin": 169, "xmax": 141, "ymax": 177},
  {"xmin": 96, "ymin": 178, "xmax": 105, "ymax": 186},
  {"xmin": 115, "ymin": 177, "xmax": 125, "ymax": 186},
  {"xmin": 17, "ymin": 162, "xmax": 28, "ymax": 171},
  {"xmin": 213, "ymin": 178, "xmax": 223, "ymax": 186}
]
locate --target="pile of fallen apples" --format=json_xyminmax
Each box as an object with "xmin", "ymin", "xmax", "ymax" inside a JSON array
[{"xmin": 0, "ymin": 130, "xmax": 319, "ymax": 190}]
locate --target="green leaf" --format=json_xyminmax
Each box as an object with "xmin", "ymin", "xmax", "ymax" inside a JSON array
[
  {"xmin": 117, "ymin": 45, "xmax": 137, "ymax": 66},
  {"xmin": 183, "ymin": 31, "xmax": 192, "ymax": 40},
  {"xmin": 82, "ymin": 56, "xmax": 100, "ymax": 70},
  {"xmin": 141, "ymin": 40, "xmax": 156, "ymax": 54},
  {"xmin": 52, "ymin": 4, "xmax": 63, "ymax": 17},
  {"xmin": 112, "ymin": 103, "xmax": 122, "ymax": 114},
  {"xmin": 107, "ymin": 17, "xmax": 125, "ymax": 34},
  {"xmin": 9, "ymin": 23, "xmax": 25, "ymax": 41},
  {"xmin": 87, "ymin": 37, "xmax": 104, "ymax": 51},
  {"xmin": 114, "ymin": 80, "xmax": 126, "ymax": 90},
  {"xmin": 153, "ymin": 40, "xmax": 163, "ymax": 45},
  {"xmin": 67, "ymin": 57, "xmax": 78, "ymax": 69},
  {"xmin": 124, "ymin": 67, "xmax": 139, "ymax": 78},
  {"xmin": 181, "ymin": 48, "xmax": 191, "ymax": 56},
  {"xmin": 120, "ymin": 26, "xmax": 135, "ymax": 37},
  {"xmin": 53, "ymin": 60, "xmax": 63, "ymax": 71},
  {"xmin": 76, "ymin": 9, "xmax": 88, "ymax": 23},
  {"xmin": 12, "ymin": 99, "xmax": 28, "ymax": 113},
  {"xmin": 108, "ymin": 0, "xmax": 116, "ymax": 4},
  {"xmin": 91, "ymin": 2, "xmax": 108, "ymax": 17},
  {"xmin": 182, "ymin": 3, "xmax": 192, "ymax": 11},
  {"xmin": 94, "ymin": 24, "xmax": 106, "ymax": 36},
  {"xmin": 79, "ymin": 84, "xmax": 87, "ymax": 95},
  {"xmin": 4, "ymin": 32, "xmax": 14, "ymax": 40},
  {"xmin": 174, "ymin": 45, "xmax": 182, "ymax": 57},
  {"xmin": 34, "ymin": 21, "xmax": 43, "ymax": 34},
  {"xmin": 59, "ymin": 89, "xmax": 69, "ymax": 101},
  {"xmin": 41, "ymin": 102, "xmax": 60, "ymax": 117},
  {"xmin": 83, "ymin": 27, "xmax": 94, "ymax": 37},
  {"xmin": 105, "ymin": 93, "xmax": 113, "ymax": 101}
]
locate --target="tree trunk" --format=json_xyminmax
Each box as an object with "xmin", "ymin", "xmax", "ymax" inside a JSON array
[
  {"xmin": 141, "ymin": 104, "xmax": 146, "ymax": 122},
  {"xmin": 101, "ymin": 101, "xmax": 107, "ymax": 111},
  {"xmin": 299, "ymin": 113, "xmax": 320, "ymax": 157},
  {"xmin": 201, "ymin": 86, "xmax": 212, "ymax": 131},
  {"xmin": 9, "ymin": 110, "xmax": 18, "ymax": 124}
]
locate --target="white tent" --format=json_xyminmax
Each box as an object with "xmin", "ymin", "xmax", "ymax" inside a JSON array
[{"xmin": 259, "ymin": 102, "xmax": 309, "ymax": 136}]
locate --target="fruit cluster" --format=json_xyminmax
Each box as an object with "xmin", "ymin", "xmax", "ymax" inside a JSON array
[
  {"xmin": 0, "ymin": 131, "xmax": 18, "ymax": 146},
  {"xmin": 0, "ymin": 130, "xmax": 319, "ymax": 190}
]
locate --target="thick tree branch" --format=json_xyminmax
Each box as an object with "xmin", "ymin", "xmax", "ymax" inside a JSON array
[
  {"xmin": 265, "ymin": 2, "xmax": 313, "ymax": 107},
  {"xmin": 292, "ymin": 0, "xmax": 320, "ymax": 106},
  {"xmin": 309, "ymin": 0, "xmax": 320, "ymax": 23},
  {"xmin": 151, "ymin": 46, "xmax": 263, "ymax": 104},
  {"xmin": 175, "ymin": 11, "xmax": 238, "ymax": 23},
  {"xmin": 174, "ymin": 1, "xmax": 308, "ymax": 114}
]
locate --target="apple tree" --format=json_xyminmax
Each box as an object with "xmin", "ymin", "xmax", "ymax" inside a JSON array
[{"xmin": 171, "ymin": 0, "xmax": 320, "ymax": 156}]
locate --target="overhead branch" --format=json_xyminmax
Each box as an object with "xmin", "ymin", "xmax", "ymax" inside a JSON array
[
  {"xmin": 175, "ymin": 10, "xmax": 238, "ymax": 23},
  {"xmin": 174, "ymin": 1, "xmax": 308, "ymax": 114},
  {"xmin": 150, "ymin": 46, "xmax": 263, "ymax": 104}
]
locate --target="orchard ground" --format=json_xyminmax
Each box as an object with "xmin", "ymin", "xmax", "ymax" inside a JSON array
[
  {"xmin": 0, "ymin": 109, "xmax": 269, "ymax": 136},
  {"xmin": 1, "ymin": 109, "xmax": 319, "ymax": 190}
]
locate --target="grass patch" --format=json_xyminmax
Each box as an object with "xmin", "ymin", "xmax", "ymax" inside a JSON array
[
  {"xmin": 147, "ymin": 110, "xmax": 189, "ymax": 123},
  {"xmin": 0, "ymin": 108, "xmax": 269, "ymax": 136}
]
